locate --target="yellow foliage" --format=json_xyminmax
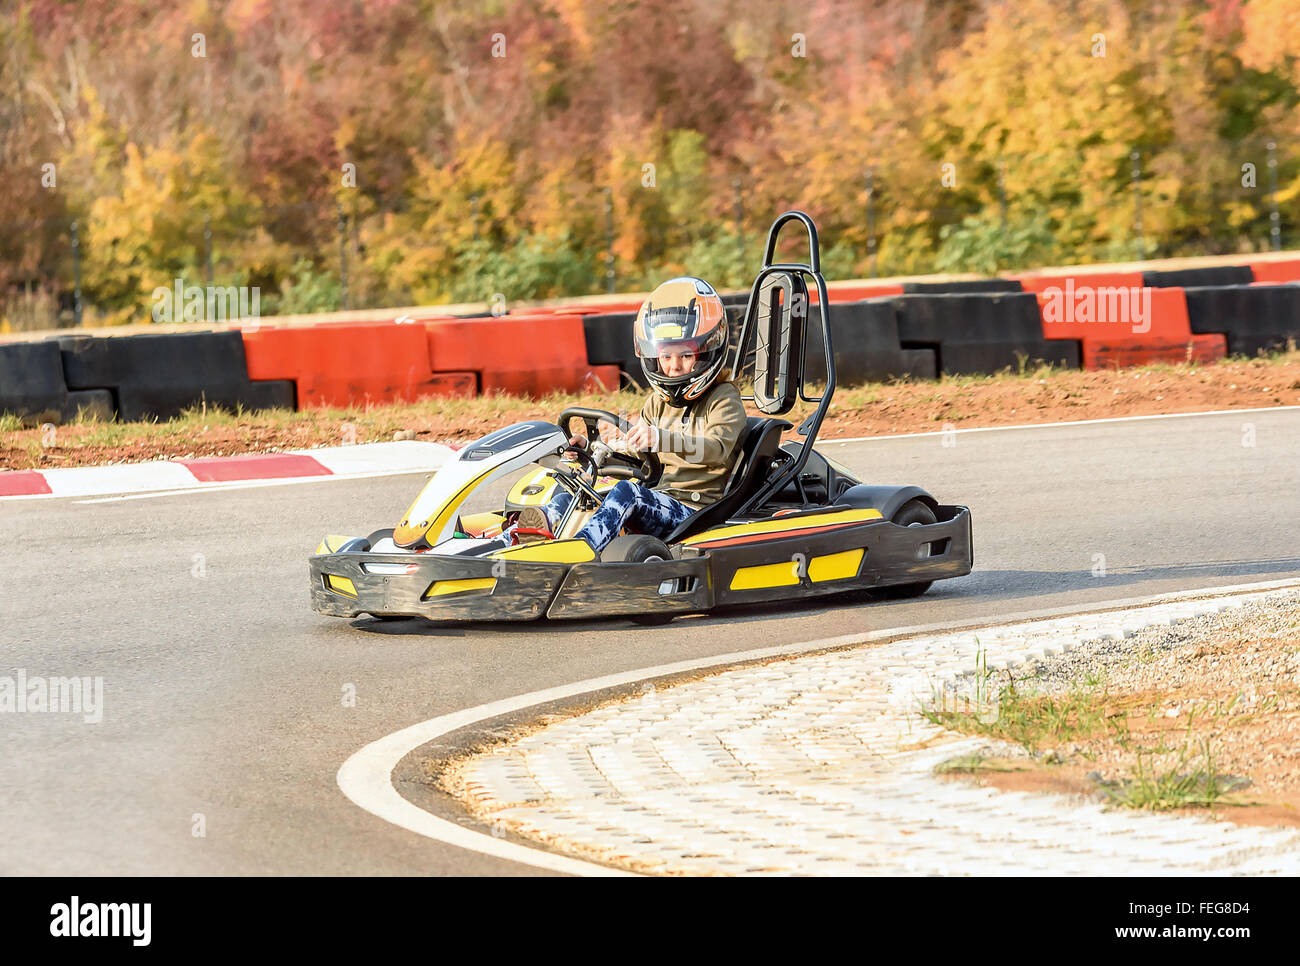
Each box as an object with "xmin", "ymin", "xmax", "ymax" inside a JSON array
[{"xmin": 1240, "ymin": 0, "xmax": 1300, "ymax": 81}]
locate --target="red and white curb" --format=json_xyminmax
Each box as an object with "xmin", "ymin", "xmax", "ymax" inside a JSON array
[
  {"xmin": 339, "ymin": 578, "xmax": 1300, "ymax": 876},
  {"xmin": 0, "ymin": 441, "xmax": 456, "ymax": 501}
]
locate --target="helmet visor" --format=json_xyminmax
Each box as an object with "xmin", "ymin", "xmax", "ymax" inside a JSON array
[{"xmin": 634, "ymin": 318, "xmax": 726, "ymax": 364}]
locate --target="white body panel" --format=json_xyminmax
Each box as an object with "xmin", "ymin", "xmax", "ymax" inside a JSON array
[{"xmin": 400, "ymin": 422, "xmax": 568, "ymax": 547}]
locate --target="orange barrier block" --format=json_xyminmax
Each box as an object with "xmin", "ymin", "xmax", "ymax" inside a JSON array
[
  {"xmin": 520, "ymin": 301, "xmax": 646, "ymax": 316},
  {"xmin": 1249, "ymin": 259, "xmax": 1300, "ymax": 284},
  {"xmin": 313, "ymin": 314, "xmax": 456, "ymax": 327},
  {"xmin": 425, "ymin": 314, "xmax": 608, "ymax": 397},
  {"xmin": 424, "ymin": 372, "xmax": 479, "ymax": 398},
  {"xmin": 1036, "ymin": 285, "xmax": 1191, "ymax": 343},
  {"xmin": 1013, "ymin": 271, "xmax": 1145, "ymax": 296},
  {"xmin": 807, "ymin": 283, "xmax": 904, "ymax": 305},
  {"xmin": 1082, "ymin": 334, "xmax": 1226, "ymax": 369},
  {"xmin": 241, "ymin": 324, "xmax": 469, "ymax": 408},
  {"xmin": 581, "ymin": 365, "xmax": 623, "ymax": 392},
  {"xmin": 1031, "ymin": 284, "xmax": 1219, "ymax": 371},
  {"xmin": 822, "ymin": 282, "xmax": 905, "ymax": 302}
]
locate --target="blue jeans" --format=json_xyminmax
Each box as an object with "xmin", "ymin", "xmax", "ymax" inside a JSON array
[{"xmin": 541, "ymin": 480, "xmax": 694, "ymax": 552}]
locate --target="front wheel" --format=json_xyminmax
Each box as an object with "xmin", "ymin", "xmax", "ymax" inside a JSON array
[
  {"xmin": 601, "ymin": 534, "xmax": 672, "ymax": 563},
  {"xmin": 873, "ymin": 499, "xmax": 936, "ymax": 599}
]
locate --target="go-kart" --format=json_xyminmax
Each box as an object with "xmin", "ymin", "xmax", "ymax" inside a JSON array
[{"xmin": 310, "ymin": 211, "xmax": 973, "ymax": 624}]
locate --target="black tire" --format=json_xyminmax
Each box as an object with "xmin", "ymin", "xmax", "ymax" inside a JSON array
[
  {"xmin": 601, "ymin": 535, "xmax": 676, "ymax": 625},
  {"xmin": 874, "ymin": 499, "xmax": 936, "ymax": 599},
  {"xmin": 366, "ymin": 528, "xmax": 395, "ymax": 548},
  {"xmin": 629, "ymin": 613, "xmax": 674, "ymax": 625},
  {"xmin": 601, "ymin": 534, "xmax": 672, "ymax": 563}
]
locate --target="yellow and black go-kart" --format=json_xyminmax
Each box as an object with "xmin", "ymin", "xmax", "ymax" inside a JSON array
[{"xmin": 310, "ymin": 211, "xmax": 973, "ymax": 624}]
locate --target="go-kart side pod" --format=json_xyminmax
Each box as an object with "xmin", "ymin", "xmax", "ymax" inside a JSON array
[{"xmin": 545, "ymin": 556, "xmax": 713, "ymax": 619}]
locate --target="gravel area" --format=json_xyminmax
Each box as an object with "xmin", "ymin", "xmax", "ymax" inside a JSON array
[
  {"xmin": 956, "ymin": 590, "xmax": 1300, "ymax": 814},
  {"xmin": 1030, "ymin": 591, "xmax": 1300, "ymax": 695}
]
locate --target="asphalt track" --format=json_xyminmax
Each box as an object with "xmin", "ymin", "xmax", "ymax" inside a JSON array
[{"xmin": 3, "ymin": 409, "xmax": 1298, "ymax": 875}]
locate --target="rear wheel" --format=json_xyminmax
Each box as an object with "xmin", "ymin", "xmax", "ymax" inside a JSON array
[
  {"xmin": 602, "ymin": 535, "xmax": 676, "ymax": 625},
  {"xmin": 874, "ymin": 499, "xmax": 936, "ymax": 599}
]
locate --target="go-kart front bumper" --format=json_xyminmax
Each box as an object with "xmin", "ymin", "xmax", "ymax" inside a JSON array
[{"xmin": 308, "ymin": 550, "xmax": 712, "ymax": 621}]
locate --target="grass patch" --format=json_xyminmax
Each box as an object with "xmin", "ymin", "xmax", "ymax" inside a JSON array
[
  {"xmin": 920, "ymin": 651, "xmax": 1261, "ymax": 813},
  {"xmin": 924, "ymin": 678, "xmax": 1115, "ymax": 756},
  {"xmin": 1095, "ymin": 740, "xmax": 1250, "ymax": 811},
  {"xmin": 933, "ymin": 753, "xmax": 1021, "ymax": 776}
]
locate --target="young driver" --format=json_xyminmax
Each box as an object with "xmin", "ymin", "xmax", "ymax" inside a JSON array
[{"xmin": 515, "ymin": 276, "xmax": 747, "ymax": 553}]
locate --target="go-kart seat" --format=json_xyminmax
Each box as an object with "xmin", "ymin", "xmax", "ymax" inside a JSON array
[{"xmin": 666, "ymin": 416, "xmax": 792, "ymax": 542}]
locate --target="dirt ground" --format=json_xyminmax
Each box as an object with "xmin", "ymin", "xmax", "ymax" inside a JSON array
[
  {"xmin": 943, "ymin": 601, "xmax": 1300, "ymax": 828},
  {"xmin": 4, "ymin": 352, "xmax": 1299, "ymax": 471}
]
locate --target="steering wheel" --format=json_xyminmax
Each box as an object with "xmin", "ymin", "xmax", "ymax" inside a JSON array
[{"xmin": 556, "ymin": 406, "xmax": 662, "ymax": 488}]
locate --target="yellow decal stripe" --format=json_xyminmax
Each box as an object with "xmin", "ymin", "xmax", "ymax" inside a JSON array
[
  {"xmin": 325, "ymin": 575, "xmax": 357, "ymax": 597},
  {"xmin": 729, "ymin": 560, "xmax": 800, "ymax": 590},
  {"xmin": 316, "ymin": 534, "xmax": 355, "ymax": 554},
  {"xmin": 685, "ymin": 508, "xmax": 883, "ymax": 545},
  {"xmin": 424, "ymin": 577, "xmax": 497, "ymax": 598},
  {"xmin": 488, "ymin": 539, "xmax": 596, "ymax": 563},
  {"xmin": 807, "ymin": 548, "xmax": 864, "ymax": 581},
  {"xmin": 728, "ymin": 547, "xmax": 865, "ymax": 591}
]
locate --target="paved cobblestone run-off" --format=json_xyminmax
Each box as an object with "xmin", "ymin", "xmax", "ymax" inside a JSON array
[{"xmin": 452, "ymin": 590, "xmax": 1300, "ymax": 875}]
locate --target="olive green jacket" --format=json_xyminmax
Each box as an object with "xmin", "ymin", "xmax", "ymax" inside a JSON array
[{"xmin": 639, "ymin": 380, "xmax": 748, "ymax": 507}]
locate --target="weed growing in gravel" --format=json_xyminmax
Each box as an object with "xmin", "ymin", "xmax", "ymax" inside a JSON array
[
  {"xmin": 1097, "ymin": 739, "xmax": 1248, "ymax": 810},
  {"xmin": 921, "ymin": 660, "xmax": 1111, "ymax": 756},
  {"xmin": 934, "ymin": 753, "xmax": 1017, "ymax": 775}
]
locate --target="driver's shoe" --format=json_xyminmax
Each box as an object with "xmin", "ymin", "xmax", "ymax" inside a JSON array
[{"xmin": 513, "ymin": 507, "xmax": 554, "ymax": 542}]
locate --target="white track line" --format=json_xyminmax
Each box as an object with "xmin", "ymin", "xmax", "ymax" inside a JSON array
[
  {"xmin": 822, "ymin": 403, "xmax": 1300, "ymax": 444},
  {"xmin": 70, "ymin": 467, "xmax": 437, "ymax": 504},
  {"xmin": 336, "ymin": 576, "xmax": 1300, "ymax": 876}
]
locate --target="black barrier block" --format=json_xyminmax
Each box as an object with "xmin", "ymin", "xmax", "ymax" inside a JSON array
[
  {"xmin": 901, "ymin": 348, "xmax": 938, "ymax": 380},
  {"xmin": 0, "ymin": 341, "xmax": 71, "ymax": 419},
  {"xmin": 65, "ymin": 388, "xmax": 115, "ymax": 421},
  {"xmin": 907, "ymin": 339, "xmax": 1080, "ymax": 376},
  {"xmin": 902, "ymin": 279, "xmax": 1023, "ymax": 295},
  {"xmin": 246, "ymin": 379, "xmax": 297, "ymax": 410},
  {"xmin": 894, "ymin": 293, "xmax": 1046, "ymax": 343},
  {"xmin": 55, "ymin": 331, "xmax": 295, "ymax": 421},
  {"xmin": 1183, "ymin": 284, "xmax": 1300, "ymax": 356},
  {"xmin": 581, "ymin": 312, "xmax": 647, "ymax": 388},
  {"xmin": 1142, "ymin": 266, "xmax": 1253, "ymax": 288},
  {"xmin": 803, "ymin": 300, "xmax": 916, "ymax": 385}
]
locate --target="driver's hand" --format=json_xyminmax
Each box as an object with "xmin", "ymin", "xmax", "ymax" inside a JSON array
[
  {"xmin": 563, "ymin": 435, "xmax": 588, "ymax": 458},
  {"xmin": 625, "ymin": 422, "xmax": 659, "ymax": 452}
]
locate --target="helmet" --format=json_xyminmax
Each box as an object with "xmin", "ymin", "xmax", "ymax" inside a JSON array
[{"xmin": 634, "ymin": 276, "xmax": 730, "ymax": 407}]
